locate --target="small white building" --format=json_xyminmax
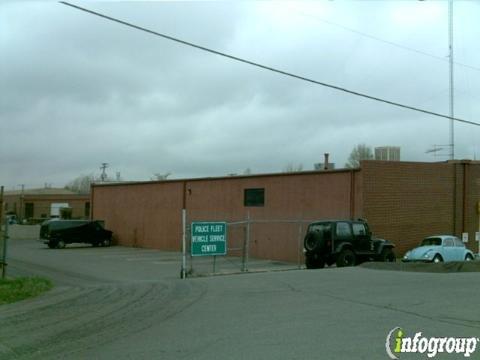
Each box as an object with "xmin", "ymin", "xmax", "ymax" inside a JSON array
[{"xmin": 375, "ymin": 146, "xmax": 400, "ymax": 161}]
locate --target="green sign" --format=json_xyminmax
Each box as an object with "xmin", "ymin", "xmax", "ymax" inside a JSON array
[{"xmin": 191, "ymin": 222, "xmax": 227, "ymax": 256}]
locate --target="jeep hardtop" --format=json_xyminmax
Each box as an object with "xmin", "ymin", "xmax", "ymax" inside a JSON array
[{"xmin": 303, "ymin": 219, "xmax": 395, "ymax": 268}]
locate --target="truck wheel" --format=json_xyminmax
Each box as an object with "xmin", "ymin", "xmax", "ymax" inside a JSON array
[
  {"xmin": 336, "ymin": 249, "xmax": 356, "ymax": 267},
  {"xmin": 381, "ymin": 248, "xmax": 396, "ymax": 262},
  {"xmin": 433, "ymin": 255, "xmax": 443, "ymax": 263},
  {"xmin": 305, "ymin": 256, "xmax": 325, "ymax": 269},
  {"xmin": 103, "ymin": 238, "xmax": 111, "ymax": 247},
  {"xmin": 57, "ymin": 240, "xmax": 66, "ymax": 249},
  {"xmin": 47, "ymin": 241, "xmax": 56, "ymax": 249},
  {"xmin": 465, "ymin": 254, "xmax": 474, "ymax": 261}
]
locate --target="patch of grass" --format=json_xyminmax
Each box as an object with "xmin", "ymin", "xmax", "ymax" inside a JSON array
[{"xmin": 0, "ymin": 277, "xmax": 53, "ymax": 305}]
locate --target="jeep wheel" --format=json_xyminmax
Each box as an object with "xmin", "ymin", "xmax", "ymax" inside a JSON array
[
  {"xmin": 57, "ymin": 240, "xmax": 66, "ymax": 249},
  {"xmin": 103, "ymin": 238, "xmax": 112, "ymax": 247},
  {"xmin": 305, "ymin": 256, "xmax": 325, "ymax": 269},
  {"xmin": 304, "ymin": 231, "xmax": 325, "ymax": 252},
  {"xmin": 47, "ymin": 241, "xmax": 56, "ymax": 249},
  {"xmin": 336, "ymin": 249, "xmax": 356, "ymax": 267},
  {"xmin": 381, "ymin": 248, "xmax": 396, "ymax": 262}
]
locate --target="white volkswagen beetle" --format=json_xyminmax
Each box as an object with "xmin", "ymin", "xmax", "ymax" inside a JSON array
[{"xmin": 403, "ymin": 235, "xmax": 475, "ymax": 263}]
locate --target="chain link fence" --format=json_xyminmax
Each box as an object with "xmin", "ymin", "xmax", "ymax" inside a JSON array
[{"xmin": 183, "ymin": 213, "xmax": 316, "ymax": 277}]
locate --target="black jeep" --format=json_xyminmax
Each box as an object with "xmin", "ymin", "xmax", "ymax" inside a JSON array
[
  {"xmin": 303, "ymin": 219, "xmax": 395, "ymax": 268},
  {"xmin": 40, "ymin": 219, "xmax": 113, "ymax": 249}
]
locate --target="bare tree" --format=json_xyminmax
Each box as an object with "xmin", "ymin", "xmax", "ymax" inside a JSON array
[
  {"xmin": 283, "ymin": 163, "xmax": 304, "ymax": 172},
  {"xmin": 65, "ymin": 174, "xmax": 95, "ymax": 194},
  {"xmin": 66, "ymin": 170, "xmax": 121, "ymax": 194},
  {"xmin": 345, "ymin": 144, "xmax": 373, "ymax": 168}
]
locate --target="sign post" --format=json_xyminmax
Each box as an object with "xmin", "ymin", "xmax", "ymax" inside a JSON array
[
  {"xmin": 191, "ymin": 222, "xmax": 227, "ymax": 257},
  {"xmin": 181, "ymin": 209, "xmax": 186, "ymax": 279}
]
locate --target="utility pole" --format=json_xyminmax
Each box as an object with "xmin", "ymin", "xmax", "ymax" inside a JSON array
[
  {"xmin": 100, "ymin": 163, "xmax": 109, "ymax": 182},
  {"xmin": 448, "ymin": 0, "xmax": 454, "ymax": 160}
]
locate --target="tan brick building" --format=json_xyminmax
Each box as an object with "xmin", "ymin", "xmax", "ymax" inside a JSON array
[
  {"xmin": 2, "ymin": 188, "xmax": 90, "ymax": 222},
  {"xmin": 91, "ymin": 160, "xmax": 480, "ymax": 262}
]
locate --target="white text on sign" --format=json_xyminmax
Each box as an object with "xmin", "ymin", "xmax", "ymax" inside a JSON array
[{"xmin": 194, "ymin": 224, "xmax": 224, "ymax": 233}]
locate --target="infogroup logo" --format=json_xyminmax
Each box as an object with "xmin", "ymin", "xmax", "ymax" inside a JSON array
[{"xmin": 385, "ymin": 327, "xmax": 479, "ymax": 359}]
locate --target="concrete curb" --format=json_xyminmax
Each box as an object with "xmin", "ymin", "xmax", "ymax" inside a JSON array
[{"xmin": 360, "ymin": 260, "xmax": 480, "ymax": 273}]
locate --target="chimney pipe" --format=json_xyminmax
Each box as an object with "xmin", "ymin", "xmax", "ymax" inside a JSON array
[{"xmin": 324, "ymin": 153, "xmax": 329, "ymax": 170}]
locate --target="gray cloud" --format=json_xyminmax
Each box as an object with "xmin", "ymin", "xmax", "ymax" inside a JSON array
[{"xmin": 1, "ymin": 1, "xmax": 479, "ymax": 189}]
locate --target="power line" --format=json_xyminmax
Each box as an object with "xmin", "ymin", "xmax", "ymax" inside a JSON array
[
  {"xmin": 294, "ymin": 11, "xmax": 480, "ymax": 73},
  {"xmin": 59, "ymin": 1, "xmax": 480, "ymax": 127}
]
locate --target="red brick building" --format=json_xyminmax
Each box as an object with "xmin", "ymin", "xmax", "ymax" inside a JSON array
[{"xmin": 91, "ymin": 160, "xmax": 480, "ymax": 262}]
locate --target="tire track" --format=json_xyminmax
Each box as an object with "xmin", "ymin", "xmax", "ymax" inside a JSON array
[
  {"xmin": 1, "ymin": 255, "xmax": 207, "ymax": 360},
  {"xmin": 0, "ymin": 281, "xmax": 207, "ymax": 359}
]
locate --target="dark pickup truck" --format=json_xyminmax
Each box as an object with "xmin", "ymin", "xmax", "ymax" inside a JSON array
[
  {"xmin": 303, "ymin": 219, "xmax": 396, "ymax": 268},
  {"xmin": 40, "ymin": 220, "xmax": 113, "ymax": 249}
]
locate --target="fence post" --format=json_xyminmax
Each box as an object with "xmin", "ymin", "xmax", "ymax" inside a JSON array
[
  {"xmin": 243, "ymin": 211, "xmax": 250, "ymax": 272},
  {"xmin": 188, "ymin": 224, "xmax": 193, "ymax": 274},
  {"xmin": 0, "ymin": 186, "xmax": 6, "ymax": 279},
  {"xmin": 242, "ymin": 224, "xmax": 246, "ymax": 271},
  {"xmin": 181, "ymin": 208, "xmax": 186, "ymax": 279},
  {"xmin": 0, "ymin": 186, "xmax": 3, "ymax": 231}
]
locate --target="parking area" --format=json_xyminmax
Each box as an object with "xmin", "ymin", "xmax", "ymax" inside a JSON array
[
  {"xmin": 7, "ymin": 239, "xmax": 299, "ymax": 284},
  {"xmin": 8, "ymin": 238, "xmax": 480, "ymax": 286},
  {"xmin": 4, "ymin": 237, "xmax": 480, "ymax": 359}
]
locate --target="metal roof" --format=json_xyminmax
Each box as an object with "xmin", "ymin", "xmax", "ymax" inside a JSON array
[{"xmin": 3, "ymin": 188, "xmax": 81, "ymax": 196}]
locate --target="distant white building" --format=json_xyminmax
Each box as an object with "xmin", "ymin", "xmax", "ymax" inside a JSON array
[{"xmin": 375, "ymin": 146, "xmax": 400, "ymax": 161}]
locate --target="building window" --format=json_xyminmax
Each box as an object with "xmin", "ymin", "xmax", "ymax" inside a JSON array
[
  {"xmin": 85, "ymin": 202, "xmax": 91, "ymax": 218},
  {"xmin": 244, "ymin": 188, "xmax": 265, "ymax": 207},
  {"xmin": 24, "ymin": 203, "xmax": 34, "ymax": 219}
]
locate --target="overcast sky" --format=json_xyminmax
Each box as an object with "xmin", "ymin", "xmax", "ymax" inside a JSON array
[{"xmin": 1, "ymin": 0, "xmax": 479, "ymax": 189}]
